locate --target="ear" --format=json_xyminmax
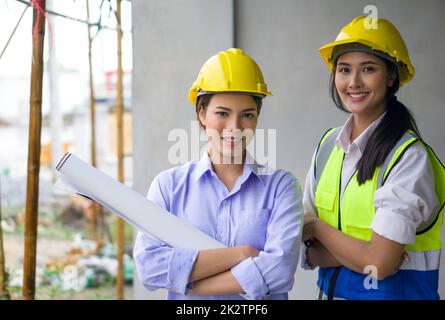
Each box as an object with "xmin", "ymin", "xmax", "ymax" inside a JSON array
[
  {"xmin": 387, "ymin": 69, "xmax": 397, "ymax": 87},
  {"xmin": 198, "ymin": 109, "xmax": 206, "ymax": 128}
]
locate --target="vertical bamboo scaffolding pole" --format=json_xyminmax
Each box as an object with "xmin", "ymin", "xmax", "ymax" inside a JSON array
[
  {"xmin": 86, "ymin": 0, "xmax": 98, "ymax": 240},
  {"xmin": 115, "ymin": 0, "xmax": 125, "ymax": 300},
  {"xmin": 23, "ymin": 0, "xmax": 46, "ymax": 300}
]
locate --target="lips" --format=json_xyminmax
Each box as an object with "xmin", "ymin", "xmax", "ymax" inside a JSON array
[
  {"xmin": 220, "ymin": 136, "xmax": 244, "ymax": 150},
  {"xmin": 347, "ymin": 92, "xmax": 369, "ymax": 103},
  {"xmin": 221, "ymin": 135, "xmax": 243, "ymax": 142}
]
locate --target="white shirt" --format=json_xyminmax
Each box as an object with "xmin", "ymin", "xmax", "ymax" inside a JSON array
[{"xmin": 303, "ymin": 113, "xmax": 439, "ymax": 247}]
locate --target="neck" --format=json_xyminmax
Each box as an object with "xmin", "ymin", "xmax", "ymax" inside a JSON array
[
  {"xmin": 209, "ymin": 150, "xmax": 245, "ymax": 191},
  {"xmin": 350, "ymin": 107, "xmax": 385, "ymax": 141}
]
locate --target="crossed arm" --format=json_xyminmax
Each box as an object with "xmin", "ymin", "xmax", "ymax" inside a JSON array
[
  {"xmin": 303, "ymin": 212, "xmax": 407, "ymax": 280},
  {"xmin": 186, "ymin": 246, "xmax": 259, "ymax": 295}
]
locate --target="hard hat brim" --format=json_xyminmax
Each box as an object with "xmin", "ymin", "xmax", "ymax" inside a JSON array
[
  {"xmin": 189, "ymin": 87, "xmax": 272, "ymax": 105},
  {"xmin": 319, "ymin": 38, "xmax": 414, "ymax": 85}
]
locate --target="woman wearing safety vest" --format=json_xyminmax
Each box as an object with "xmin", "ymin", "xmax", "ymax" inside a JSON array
[
  {"xmin": 302, "ymin": 16, "xmax": 445, "ymax": 300},
  {"xmin": 134, "ymin": 48, "xmax": 303, "ymax": 300}
]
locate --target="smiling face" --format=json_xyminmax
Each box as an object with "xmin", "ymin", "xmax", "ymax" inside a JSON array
[
  {"xmin": 198, "ymin": 93, "xmax": 259, "ymax": 164},
  {"xmin": 334, "ymin": 51, "xmax": 396, "ymax": 120}
]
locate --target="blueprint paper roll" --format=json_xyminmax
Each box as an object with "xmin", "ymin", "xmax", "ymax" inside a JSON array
[{"xmin": 55, "ymin": 153, "xmax": 224, "ymax": 250}]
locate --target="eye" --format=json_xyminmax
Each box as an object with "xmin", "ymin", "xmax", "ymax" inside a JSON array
[
  {"xmin": 363, "ymin": 66, "xmax": 375, "ymax": 73},
  {"xmin": 242, "ymin": 113, "xmax": 255, "ymax": 120},
  {"xmin": 337, "ymin": 67, "xmax": 350, "ymax": 74},
  {"xmin": 215, "ymin": 111, "xmax": 228, "ymax": 118}
]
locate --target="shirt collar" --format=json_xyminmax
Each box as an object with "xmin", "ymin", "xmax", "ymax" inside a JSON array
[
  {"xmin": 194, "ymin": 151, "xmax": 213, "ymax": 182},
  {"xmin": 336, "ymin": 112, "xmax": 386, "ymax": 154},
  {"xmin": 194, "ymin": 150, "xmax": 265, "ymax": 185}
]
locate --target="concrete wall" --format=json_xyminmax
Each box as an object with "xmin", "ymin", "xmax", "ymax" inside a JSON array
[
  {"xmin": 132, "ymin": 0, "xmax": 445, "ymax": 299},
  {"xmin": 131, "ymin": 0, "xmax": 234, "ymax": 299}
]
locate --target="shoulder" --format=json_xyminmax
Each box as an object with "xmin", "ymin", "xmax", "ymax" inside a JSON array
[
  {"xmin": 311, "ymin": 126, "xmax": 342, "ymax": 179},
  {"xmin": 255, "ymin": 165, "xmax": 301, "ymax": 192},
  {"xmin": 393, "ymin": 135, "xmax": 430, "ymax": 165},
  {"xmin": 320, "ymin": 126, "xmax": 341, "ymax": 141},
  {"xmin": 383, "ymin": 140, "xmax": 432, "ymax": 185},
  {"xmin": 314, "ymin": 126, "xmax": 342, "ymax": 159},
  {"xmin": 396, "ymin": 140, "xmax": 430, "ymax": 168},
  {"xmin": 150, "ymin": 160, "xmax": 199, "ymax": 189},
  {"xmin": 406, "ymin": 140, "xmax": 429, "ymax": 155}
]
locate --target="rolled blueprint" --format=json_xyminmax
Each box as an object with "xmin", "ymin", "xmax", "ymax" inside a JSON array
[{"xmin": 55, "ymin": 153, "xmax": 224, "ymax": 250}]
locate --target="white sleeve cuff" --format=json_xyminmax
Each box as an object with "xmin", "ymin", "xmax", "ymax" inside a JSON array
[{"xmin": 371, "ymin": 208, "xmax": 417, "ymax": 245}]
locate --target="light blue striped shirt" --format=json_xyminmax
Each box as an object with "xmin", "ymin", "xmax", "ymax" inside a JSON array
[{"xmin": 133, "ymin": 153, "xmax": 303, "ymax": 300}]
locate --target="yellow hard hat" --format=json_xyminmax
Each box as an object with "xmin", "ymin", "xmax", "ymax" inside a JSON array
[
  {"xmin": 188, "ymin": 48, "xmax": 272, "ymax": 105},
  {"xmin": 319, "ymin": 16, "xmax": 415, "ymax": 86}
]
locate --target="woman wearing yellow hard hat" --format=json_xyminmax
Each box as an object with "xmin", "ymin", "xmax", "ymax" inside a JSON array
[
  {"xmin": 302, "ymin": 16, "xmax": 444, "ymax": 299},
  {"xmin": 133, "ymin": 48, "xmax": 303, "ymax": 300}
]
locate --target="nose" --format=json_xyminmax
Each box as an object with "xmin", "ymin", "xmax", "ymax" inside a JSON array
[
  {"xmin": 226, "ymin": 114, "xmax": 243, "ymax": 131},
  {"xmin": 348, "ymin": 70, "xmax": 363, "ymax": 89}
]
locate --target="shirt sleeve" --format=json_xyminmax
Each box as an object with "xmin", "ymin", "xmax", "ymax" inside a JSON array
[
  {"xmin": 133, "ymin": 172, "xmax": 198, "ymax": 295},
  {"xmin": 303, "ymin": 150, "xmax": 317, "ymax": 215},
  {"xmin": 301, "ymin": 150, "xmax": 317, "ymax": 270},
  {"xmin": 371, "ymin": 143, "xmax": 439, "ymax": 245},
  {"xmin": 231, "ymin": 172, "xmax": 304, "ymax": 299}
]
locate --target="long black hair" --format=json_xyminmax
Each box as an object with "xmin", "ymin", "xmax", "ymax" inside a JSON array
[{"xmin": 330, "ymin": 56, "xmax": 421, "ymax": 185}]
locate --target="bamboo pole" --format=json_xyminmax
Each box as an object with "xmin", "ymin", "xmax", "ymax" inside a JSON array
[
  {"xmin": 86, "ymin": 0, "xmax": 98, "ymax": 240},
  {"xmin": 115, "ymin": 0, "xmax": 125, "ymax": 300},
  {"xmin": 22, "ymin": 0, "xmax": 46, "ymax": 300}
]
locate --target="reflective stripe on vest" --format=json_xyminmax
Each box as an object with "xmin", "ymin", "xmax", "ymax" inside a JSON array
[
  {"xmin": 315, "ymin": 129, "xmax": 426, "ymax": 189},
  {"xmin": 313, "ymin": 128, "xmax": 445, "ymax": 299},
  {"xmin": 399, "ymin": 250, "xmax": 441, "ymax": 271}
]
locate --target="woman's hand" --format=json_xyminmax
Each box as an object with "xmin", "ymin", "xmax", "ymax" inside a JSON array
[
  {"xmin": 239, "ymin": 245, "xmax": 260, "ymax": 260},
  {"xmin": 302, "ymin": 211, "xmax": 319, "ymax": 242},
  {"xmin": 389, "ymin": 251, "xmax": 411, "ymax": 276},
  {"xmin": 189, "ymin": 246, "xmax": 259, "ymax": 283},
  {"xmin": 307, "ymin": 241, "xmax": 342, "ymax": 269}
]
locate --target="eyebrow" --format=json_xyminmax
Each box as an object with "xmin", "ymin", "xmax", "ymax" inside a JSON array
[
  {"xmin": 215, "ymin": 106, "xmax": 231, "ymax": 111},
  {"xmin": 337, "ymin": 61, "xmax": 379, "ymax": 66},
  {"xmin": 215, "ymin": 106, "xmax": 257, "ymax": 112}
]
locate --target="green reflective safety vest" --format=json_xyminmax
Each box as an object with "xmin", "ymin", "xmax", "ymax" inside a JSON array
[{"xmin": 313, "ymin": 128, "xmax": 445, "ymax": 299}]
